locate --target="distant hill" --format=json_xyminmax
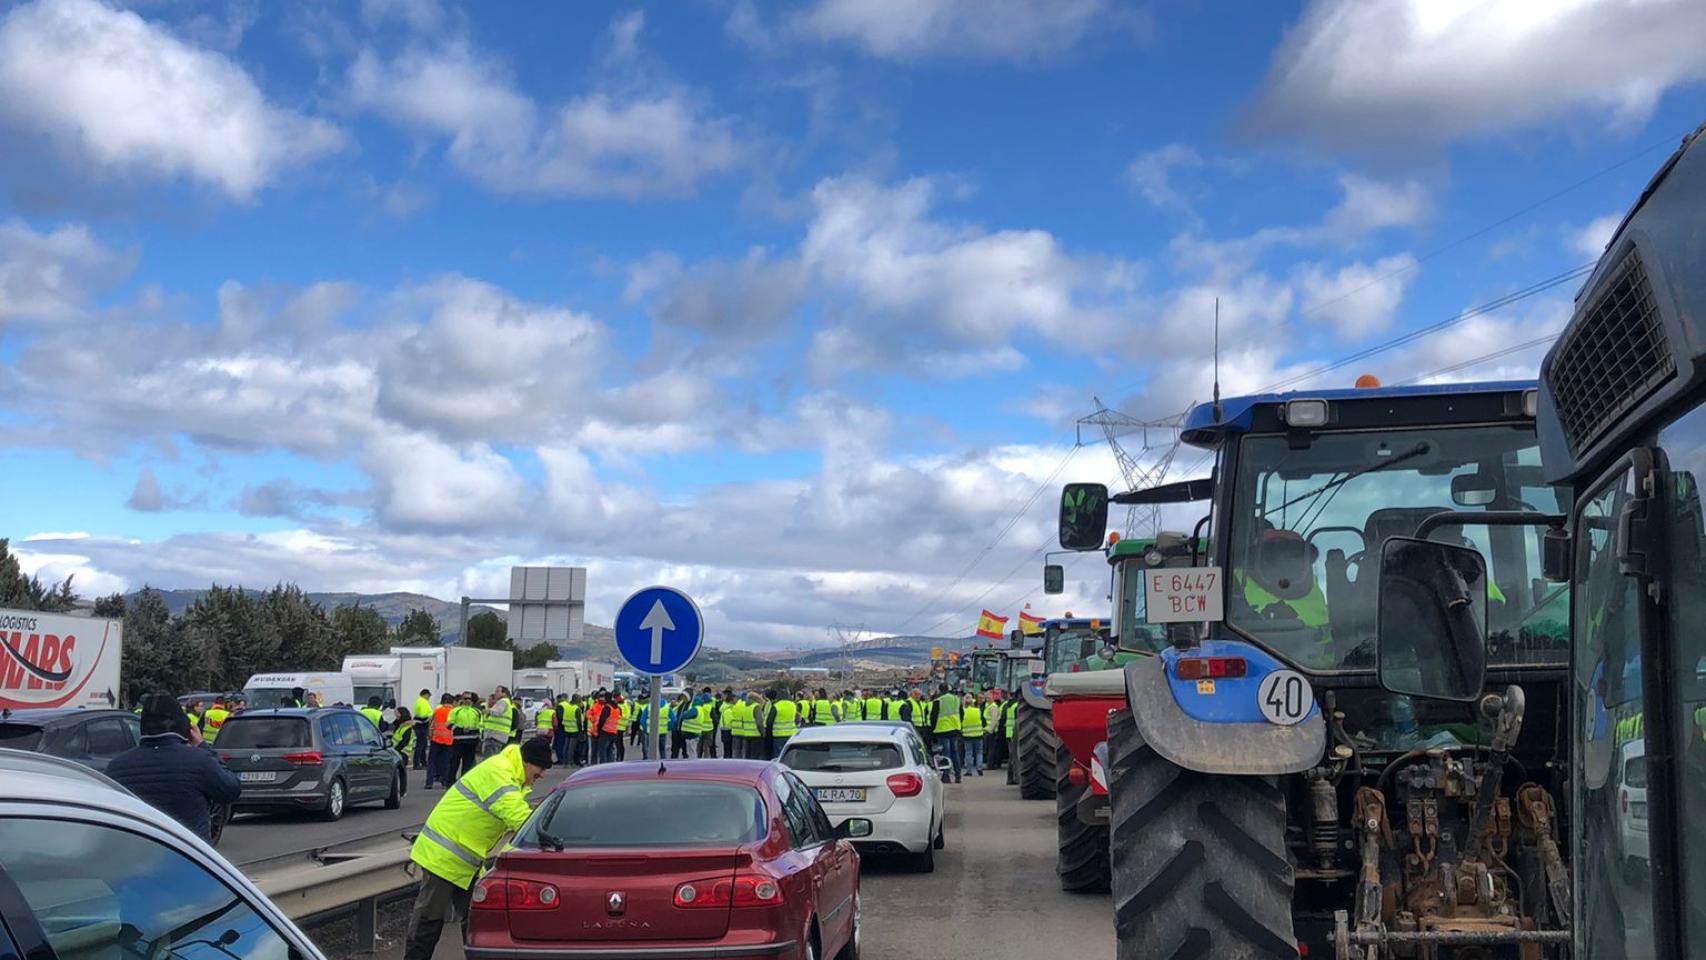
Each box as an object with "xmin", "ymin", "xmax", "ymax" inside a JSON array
[
  {"xmin": 121, "ymin": 588, "xmax": 968, "ymax": 674},
  {"xmin": 123, "ymin": 588, "xmax": 798, "ymax": 675}
]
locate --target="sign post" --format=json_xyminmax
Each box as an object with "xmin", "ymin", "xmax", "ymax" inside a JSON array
[{"xmin": 613, "ymin": 586, "xmax": 704, "ymax": 761}]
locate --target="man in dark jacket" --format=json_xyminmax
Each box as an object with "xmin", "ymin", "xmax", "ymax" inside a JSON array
[{"xmin": 108, "ymin": 693, "xmax": 242, "ymax": 843}]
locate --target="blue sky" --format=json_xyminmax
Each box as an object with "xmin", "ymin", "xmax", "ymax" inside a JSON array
[{"xmin": 2, "ymin": 0, "xmax": 1704, "ymax": 649}]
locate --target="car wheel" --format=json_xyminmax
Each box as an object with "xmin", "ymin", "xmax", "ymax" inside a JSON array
[
  {"xmin": 207, "ymin": 802, "xmax": 232, "ymax": 847},
  {"xmin": 933, "ymin": 823, "xmax": 945, "ymax": 850},
  {"xmin": 321, "ymin": 777, "xmax": 346, "ymax": 821},
  {"xmin": 910, "ymin": 841, "xmax": 936, "ymax": 873},
  {"xmin": 801, "ymin": 921, "xmax": 818, "ymax": 960},
  {"xmin": 384, "ymin": 769, "xmax": 402, "ymax": 810},
  {"xmin": 834, "ymin": 891, "xmax": 862, "ymax": 960}
]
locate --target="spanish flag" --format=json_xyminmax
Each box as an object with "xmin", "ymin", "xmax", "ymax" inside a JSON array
[
  {"xmin": 1019, "ymin": 610, "xmax": 1044, "ymax": 636},
  {"xmin": 976, "ymin": 609, "xmax": 1008, "ymax": 640}
]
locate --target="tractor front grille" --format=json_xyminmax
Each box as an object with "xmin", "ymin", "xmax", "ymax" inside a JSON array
[{"xmin": 1547, "ymin": 249, "xmax": 1673, "ymax": 457}]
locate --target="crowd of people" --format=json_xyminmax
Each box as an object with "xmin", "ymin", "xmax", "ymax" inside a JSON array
[{"xmin": 518, "ymin": 681, "xmax": 1023, "ymax": 782}]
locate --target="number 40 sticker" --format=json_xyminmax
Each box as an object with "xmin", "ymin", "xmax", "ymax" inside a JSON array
[{"xmin": 1257, "ymin": 670, "xmax": 1313, "ymax": 726}]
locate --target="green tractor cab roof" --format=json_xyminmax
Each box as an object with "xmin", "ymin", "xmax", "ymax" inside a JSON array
[{"xmin": 1179, "ymin": 380, "xmax": 1537, "ymax": 449}]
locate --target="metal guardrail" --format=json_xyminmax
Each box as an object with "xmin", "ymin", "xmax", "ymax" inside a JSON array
[{"xmin": 253, "ymin": 847, "xmax": 420, "ymax": 952}]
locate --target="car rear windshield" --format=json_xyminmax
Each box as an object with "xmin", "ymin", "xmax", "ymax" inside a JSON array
[
  {"xmin": 0, "ymin": 724, "xmax": 44, "ymax": 751},
  {"xmin": 520, "ymin": 781, "xmax": 765, "ymax": 849},
  {"xmin": 214, "ymin": 717, "xmax": 311, "ymax": 749},
  {"xmin": 780, "ymin": 741, "xmax": 905, "ymax": 773}
]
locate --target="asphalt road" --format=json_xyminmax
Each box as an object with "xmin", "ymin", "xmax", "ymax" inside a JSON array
[{"xmin": 341, "ymin": 770, "xmax": 1114, "ymax": 960}]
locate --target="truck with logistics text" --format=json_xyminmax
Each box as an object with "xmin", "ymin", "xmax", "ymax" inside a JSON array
[
  {"xmin": 1051, "ymin": 378, "xmax": 1573, "ymax": 959},
  {"xmin": 1367, "ymin": 119, "xmax": 1706, "ymax": 960},
  {"xmin": 512, "ymin": 666, "xmax": 575, "ymax": 710},
  {"xmin": 0, "ymin": 607, "xmax": 123, "ymax": 710}
]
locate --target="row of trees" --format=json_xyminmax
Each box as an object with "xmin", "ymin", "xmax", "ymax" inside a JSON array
[{"xmin": 2, "ymin": 539, "xmax": 557, "ymax": 706}]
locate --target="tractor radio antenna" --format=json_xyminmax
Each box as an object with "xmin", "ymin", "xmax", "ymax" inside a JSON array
[{"xmin": 1212, "ymin": 296, "xmax": 1223, "ymax": 422}]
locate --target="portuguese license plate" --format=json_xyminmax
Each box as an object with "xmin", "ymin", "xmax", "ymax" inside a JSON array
[
  {"xmin": 814, "ymin": 787, "xmax": 865, "ymax": 803},
  {"xmin": 239, "ymin": 772, "xmax": 277, "ymax": 782}
]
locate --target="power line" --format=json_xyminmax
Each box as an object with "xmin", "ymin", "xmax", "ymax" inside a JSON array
[
  {"xmin": 1393, "ymin": 333, "xmax": 1562, "ymax": 386},
  {"xmin": 909, "ymin": 468, "xmax": 1125, "ymax": 639},
  {"xmin": 885, "ymin": 442, "xmax": 1081, "ymax": 637},
  {"xmin": 1257, "ymin": 262, "xmax": 1593, "ymax": 393},
  {"xmin": 1294, "ymin": 130, "xmax": 1683, "ymax": 323}
]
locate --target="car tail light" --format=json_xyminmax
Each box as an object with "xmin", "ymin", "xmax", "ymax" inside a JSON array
[
  {"xmin": 471, "ymin": 876, "xmax": 559, "ymax": 911},
  {"xmin": 281, "ymin": 751, "xmax": 323, "ymax": 765},
  {"xmin": 1173, "ymin": 657, "xmax": 1247, "ymax": 680},
  {"xmin": 1620, "ymin": 789, "xmax": 1628, "ymax": 813},
  {"xmin": 674, "ymin": 875, "xmax": 783, "ymax": 909},
  {"xmin": 886, "ymin": 773, "xmax": 923, "ymax": 797}
]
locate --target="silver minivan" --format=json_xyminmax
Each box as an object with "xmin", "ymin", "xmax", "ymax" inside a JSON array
[{"xmin": 216, "ymin": 707, "xmax": 402, "ymax": 821}]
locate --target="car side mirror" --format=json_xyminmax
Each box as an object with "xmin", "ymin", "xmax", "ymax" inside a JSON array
[
  {"xmin": 1058, "ymin": 483, "xmax": 1109, "ymax": 550},
  {"xmin": 1375, "ymin": 537, "xmax": 1488, "ymax": 702},
  {"xmin": 932, "ymin": 755, "xmax": 953, "ymax": 774},
  {"xmin": 833, "ymin": 818, "xmax": 874, "ymax": 840},
  {"xmin": 1043, "ymin": 564, "xmax": 1064, "ymax": 595}
]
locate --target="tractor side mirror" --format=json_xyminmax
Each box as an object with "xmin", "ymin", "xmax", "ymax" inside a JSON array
[
  {"xmin": 1043, "ymin": 564, "xmax": 1065, "ymax": 594},
  {"xmin": 1058, "ymin": 483, "xmax": 1109, "ymax": 551},
  {"xmin": 1376, "ymin": 537, "xmax": 1488, "ymax": 702}
]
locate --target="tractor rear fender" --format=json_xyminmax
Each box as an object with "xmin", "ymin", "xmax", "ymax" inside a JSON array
[{"xmin": 1124, "ymin": 648, "xmax": 1325, "ymax": 776}]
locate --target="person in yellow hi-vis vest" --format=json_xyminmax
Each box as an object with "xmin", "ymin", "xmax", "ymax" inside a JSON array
[
  {"xmin": 403, "ymin": 739, "xmax": 551, "ymax": 960},
  {"xmin": 481, "ymin": 687, "xmax": 515, "ymax": 758},
  {"xmin": 960, "ymin": 698, "xmax": 986, "ymax": 776}
]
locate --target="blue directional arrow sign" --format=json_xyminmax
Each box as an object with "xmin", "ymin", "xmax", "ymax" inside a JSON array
[{"xmin": 613, "ymin": 586, "xmax": 704, "ymax": 675}]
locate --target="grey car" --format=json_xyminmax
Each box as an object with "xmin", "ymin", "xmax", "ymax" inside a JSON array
[
  {"xmin": 0, "ymin": 706, "xmax": 141, "ymax": 772},
  {"xmin": 216, "ymin": 707, "xmax": 402, "ymax": 821}
]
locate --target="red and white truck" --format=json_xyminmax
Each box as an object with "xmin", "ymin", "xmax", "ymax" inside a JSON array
[{"xmin": 0, "ymin": 607, "xmax": 124, "ymax": 710}]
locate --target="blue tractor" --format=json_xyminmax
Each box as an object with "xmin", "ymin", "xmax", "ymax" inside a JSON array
[{"xmin": 1057, "ymin": 380, "xmax": 1572, "ymax": 958}]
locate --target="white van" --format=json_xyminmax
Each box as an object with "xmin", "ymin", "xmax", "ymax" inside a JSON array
[{"xmin": 243, "ymin": 672, "xmax": 355, "ymax": 709}]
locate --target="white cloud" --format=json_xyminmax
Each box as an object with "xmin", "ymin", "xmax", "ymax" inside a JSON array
[
  {"xmin": 364, "ymin": 433, "xmax": 525, "ymax": 531},
  {"xmin": 349, "ymin": 43, "xmax": 743, "ymax": 198},
  {"xmin": 1126, "ymin": 143, "xmax": 1205, "ymax": 220},
  {"xmin": 608, "ymin": 10, "xmax": 644, "ymax": 61},
  {"xmin": 373, "ymin": 276, "xmax": 608, "ymax": 442},
  {"xmin": 11, "ymin": 544, "xmax": 129, "ymax": 597},
  {"xmin": 0, "ymin": 0, "xmax": 342, "ymax": 199},
  {"xmin": 1172, "ymin": 173, "xmax": 1428, "ymax": 272},
  {"xmin": 1570, "ymin": 212, "xmax": 1623, "ymax": 260},
  {"xmin": 789, "ymin": 0, "xmax": 1114, "ymax": 61},
  {"xmin": 0, "ymin": 220, "xmax": 135, "ymax": 322},
  {"xmin": 1293, "ymin": 253, "xmax": 1420, "ymax": 339},
  {"xmin": 799, "ymin": 176, "xmax": 1137, "ymax": 374},
  {"xmin": 1252, "ymin": 0, "xmax": 1706, "ymax": 148}
]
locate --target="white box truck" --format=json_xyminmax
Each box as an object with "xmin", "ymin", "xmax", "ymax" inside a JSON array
[
  {"xmin": 511, "ymin": 666, "xmax": 574, "ymax": 713},
  {"xmin": 243, "ymin": 671, "xmax": 354, "ymax": 708},
  {"xmin": 0, "ymin": 607, "xmax": 123, "ymax": 710},
  {"xmin": 553, "ymin": 659, "xmax": 614, "ymax": 695},
  {"xmin": 387, "ymin": 646, "xmax": 513, "ymax": 702},
  {"xmin": 342, "ymin": 654, "xmax": 440, "ymax": 708}
]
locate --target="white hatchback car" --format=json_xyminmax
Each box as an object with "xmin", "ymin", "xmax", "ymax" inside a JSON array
[{"xmin": 779, "ymin": 721, "xmax": 949, "ymax": 872}]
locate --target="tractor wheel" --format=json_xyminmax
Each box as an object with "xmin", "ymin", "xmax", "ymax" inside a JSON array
[
  {"xmin": 1055, "ymin": 739, "xmax": 1110, "ymax": 893},
  {"xmin": 1107, "ymin": 710, "xmax": 1296, "ymax": 960},
  {"xmin": 1016, "ymin": 704, "xmax": 1058, "ymax": 800}
]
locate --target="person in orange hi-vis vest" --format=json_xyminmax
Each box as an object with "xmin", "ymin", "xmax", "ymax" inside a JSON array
[{"xmin": 426, "ymin": 694, "xmax": 456, "ymax": 789}]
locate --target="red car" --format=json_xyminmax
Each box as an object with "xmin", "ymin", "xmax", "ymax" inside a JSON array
[{"xmin": 465, "ymin": 759, "xmax": 870, "ymax": 960}]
